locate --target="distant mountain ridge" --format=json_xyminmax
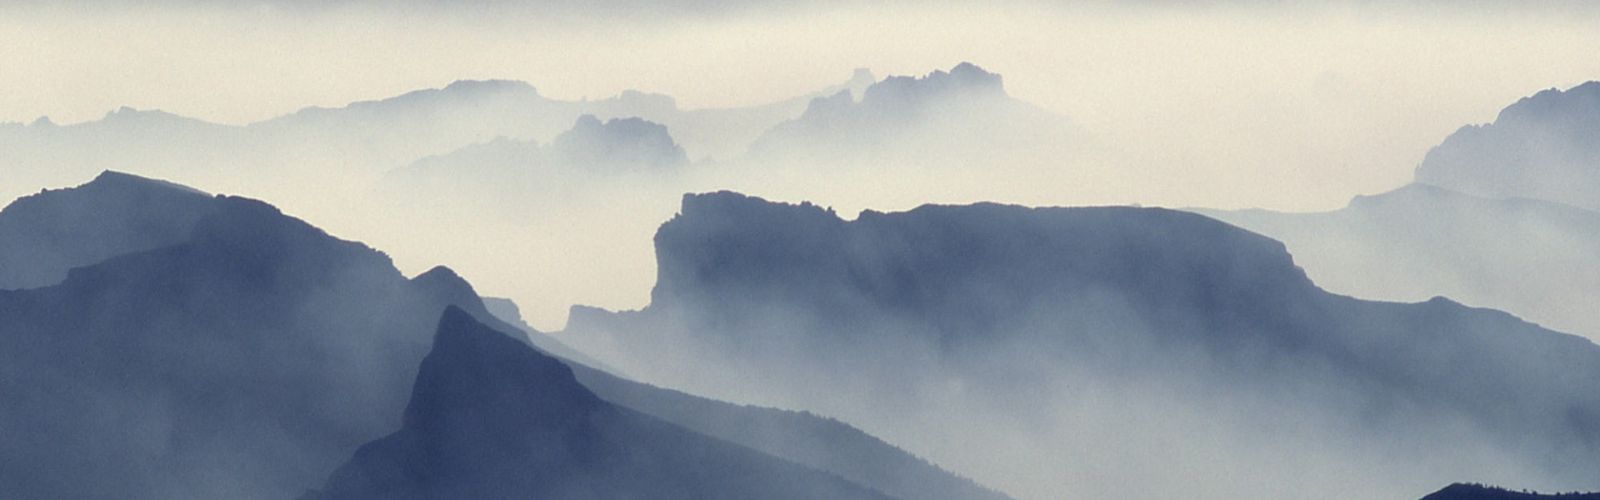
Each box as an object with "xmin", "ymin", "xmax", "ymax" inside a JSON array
[
  {"xmin": 1415, "ymin": 80, "xmax": 1600, "ymax": 211},
  {"xmin": 1198, "ymin": 183, "xmax": 1600, "ymax": 341},
  {"xmin": 746, "ymin": 62, "xmax": 1069, "ymax": 165},
  {"xmin": 0, "ymin": 68, "xmax": 877, "ymax": 208}
]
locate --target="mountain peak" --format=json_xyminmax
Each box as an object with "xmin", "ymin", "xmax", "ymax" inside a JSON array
[
  {"xmin": 550, "ymin": 115, "xmax": 688, "ymax": 169},
  {"xmin": 85, "ymin": 170, "xmax": 210, "ymax": 196},
  {"xmin": 862, "ymin": 62, "xmax": 1006, "ymax": 104},
  {"xmin": 1495, "ymin": 80, "xmax": 1600, "ymax": 125},
  {"xmin": 1413, "ymin": 79, "xmax": 1600, "ymax": 210},
  {"xmin": 441, "ymin": 79, "xmax": 538, "ymax": 96},
  {"xmin": 0, "ymin": 171, "xmax": 219, "ymax": 290},
  {"xmin": 403, "ymin": 306, "xmax": 602, "ymax": 428}
]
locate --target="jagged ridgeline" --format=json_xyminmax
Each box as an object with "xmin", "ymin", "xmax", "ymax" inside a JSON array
[{"xmin": 0, "ymin": 172, "xmax": 1005, "ymax": 500}]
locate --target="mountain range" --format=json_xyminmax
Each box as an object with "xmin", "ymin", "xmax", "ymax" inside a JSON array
[
  {"xmin": 1199, "ymin": 183, "xmax": 1600, "ymax": 341},
  {"xmin": 562, "ymin": 190, "xmax": 1600, "ymax": 498},
  {"xmin": 0, "ymin": 172, "xmax": 1001, "ymax": 500}
]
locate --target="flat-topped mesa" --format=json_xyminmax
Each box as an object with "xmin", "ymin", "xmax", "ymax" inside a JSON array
[{"xmin": 649, "ymin": 191, "xmax": 1315, "ymax": 336}]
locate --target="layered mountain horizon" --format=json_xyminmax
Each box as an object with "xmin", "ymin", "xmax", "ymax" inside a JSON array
[
  {"xmin": 563, "ymin": 190, "xmax": 1600, "ymax": 498},
  {"xmin": 3, "ymin": 49, "xmax": 1599, "ymax": 499},
  {"xmin": 0, "ymin": 171, "xmax": 1008, "ymax": 500}
]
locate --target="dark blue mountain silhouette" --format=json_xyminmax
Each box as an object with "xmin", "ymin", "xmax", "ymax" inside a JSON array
[
  {"xmin": 566, "ymin": 190, "xmax": 1600, "ymax": 494},
  {"xmin": 305, "ymin": 307, "xmax": 891, "ymax": 500},
  {"xmin": 0, "ymin": 189, "xmax": 525, "ymax": 499},
  {"xmin": 1422, "ymin": 483, "xmax": 1600, "ymax": 500},
  {"xmin": 0, "ymin": 173, "xmax": 1002, "ymax": 499},
  {"xmin": 1415, "ymin": 81, "xmax": 1600, "ymax": 211}
]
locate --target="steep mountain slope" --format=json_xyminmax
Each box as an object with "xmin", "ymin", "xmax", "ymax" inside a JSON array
[
  {"xmin": 308, "ymin": 307, "xmax": 891, "ymax": 500},
  {"xmin": 563, "ymin": 191, "xmax": 1600, "ymax": 499},
  {"xmin": 1198, "ymin": 183, "xmax": 1600, "ymax": 340},
  {"xmin": 1421, "ymin": 483, "xmax": 1600, "ymax": 500},
  {"xmin": 1415, "ymin": 81, "xmax": 1600, "ymax": 210}
]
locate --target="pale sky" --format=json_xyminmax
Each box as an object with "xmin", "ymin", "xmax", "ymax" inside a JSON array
[{"xmin": 4, "ymin": 0, "xmax": 1599, "ymax": 213}]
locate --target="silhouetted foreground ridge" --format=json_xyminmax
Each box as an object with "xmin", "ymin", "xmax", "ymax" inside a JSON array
[{"xmin": 306, "ymin": 307, "xmax": 891, "ymax": 500}]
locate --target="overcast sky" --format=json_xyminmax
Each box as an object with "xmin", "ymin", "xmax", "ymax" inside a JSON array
[{"xmin": 4, "ymin": 1, "xmax": 1599, "ymax": 211}]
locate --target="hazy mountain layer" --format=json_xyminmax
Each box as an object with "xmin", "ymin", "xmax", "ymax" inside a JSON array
[
  {"xmin": 745, "ymin": 62, "xmax": 1073, "ymax": 168},
  {"xmin": 0, "ymin": 69, "xmax": 872, "ymax": 209},
  {"xmin": 1415, "ymin": 81, "xmax": 1600, "ymax": 211},
  {"xmin": 563, "ymin": 191, "xmax": 1600, "ymax": 499},
  {"xmin": 1198, "ymin": 183, "xmax": 1600, "ymax": 341}
]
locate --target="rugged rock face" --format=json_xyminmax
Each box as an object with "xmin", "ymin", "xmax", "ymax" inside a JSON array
[{"xmin": 308, "ymin": 307, "xmax": 891, "ymax": 500}]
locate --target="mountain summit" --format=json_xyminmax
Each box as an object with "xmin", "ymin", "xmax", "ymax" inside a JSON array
[{"xmin": 1415, "ymin": 81, "xmax": 1600, "ymax": 210}]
